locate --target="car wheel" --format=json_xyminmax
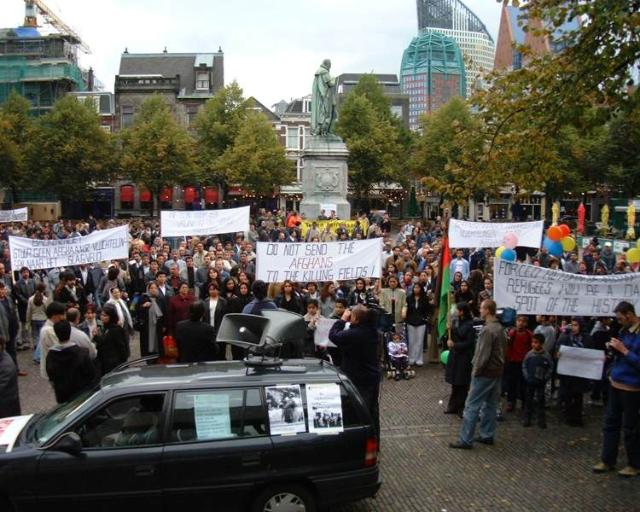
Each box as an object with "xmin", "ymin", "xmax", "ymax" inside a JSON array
[{"xmin": 251, "ymin": 484, "xmax": 316, "ymax": 512}]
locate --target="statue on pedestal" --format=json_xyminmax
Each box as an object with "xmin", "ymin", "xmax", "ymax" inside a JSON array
[{"xmin": 311, "ymin": 59, "xmax": 338, "ymax": 137}]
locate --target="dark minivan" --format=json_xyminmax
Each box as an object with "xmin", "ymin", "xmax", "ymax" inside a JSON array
[{"xmin": 0, "ymin": 358, "xmax": 380, "ymax": 512}]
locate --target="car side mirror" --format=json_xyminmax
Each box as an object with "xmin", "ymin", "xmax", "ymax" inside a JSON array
[{"xmin": 50, "ymin": 432, "xmax": 83, "ymax": 456}]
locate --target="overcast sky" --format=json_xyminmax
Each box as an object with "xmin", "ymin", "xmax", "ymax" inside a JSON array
[{"xmin": 2, "ymin": 0, "xmax": 502, "ymax": 107}]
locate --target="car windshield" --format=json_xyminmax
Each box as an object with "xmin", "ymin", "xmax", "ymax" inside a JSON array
[{"xmin": 31, "ymin": 387, "xmax": 99, "ymax": 446}]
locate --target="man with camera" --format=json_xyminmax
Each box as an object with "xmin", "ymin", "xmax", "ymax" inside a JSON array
[{"xmin": 593, "ymin": 301, "xmax": 640, "ymax": 478}]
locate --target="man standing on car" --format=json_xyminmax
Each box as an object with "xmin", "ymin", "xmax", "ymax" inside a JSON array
[{"xmin": 450, "ymin": 299, "xmax": 507, "ymax": 449}]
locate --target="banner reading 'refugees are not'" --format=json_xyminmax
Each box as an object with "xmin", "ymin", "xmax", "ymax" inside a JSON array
[
  {"xmin": 160, "ymin": 206, "xmax": 250, "ymax": 238},
  {"xmin": 494, "ymin": 260, "xmax": 640, "ymax": 316},
  {"xmin": 256, "ymin": 238, "xmax": 382, "ymax": 283},
  {"xmin": 448, "ymin": 219, "xmax": 544, "ymax": 249},
  {"xmin": 9, "ymin": 225, "xmax": 129, "ymax": 270}
]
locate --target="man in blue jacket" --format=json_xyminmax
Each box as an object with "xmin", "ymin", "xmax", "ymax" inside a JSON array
[{"xmin": 593, "ymin": 301, "xmax": 640, "ymax": 478}]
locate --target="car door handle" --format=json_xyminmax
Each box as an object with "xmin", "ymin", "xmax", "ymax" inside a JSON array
[
  {"xmin": 241, "ymin": 454, "xmax": 262, "ymax": 467},
  {"xmin": 135, "ymin": 464, "xmax": 156, "ymax": 477}
]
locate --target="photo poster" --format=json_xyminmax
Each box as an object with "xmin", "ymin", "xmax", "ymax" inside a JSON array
[
  {"xmin": 557, "ymin": 345, "xmax": 606, "ymax": 381},
  {"xmin": 448, "ymin": 219, "xmax": 544, "ymax": 249},
  {"xmin": 9, "ymin": 225, "xmax": 129, "ymax": 271},
  {"xmin": 314, "ymin": 317, "xmax": 337, "ymax": 348},
  {"xmin": 494, "ymin": 259, "xmax": 640, "ymax": 317},
  {"xmin": 0, "ymin": 207, "xmax": 28, "ymax": 223},
  {"xmin": 306, "ymin": 383, "xmax": 344, "ymax": 435},
  {"xmin": 255, "ymin": 238, "xmax": 382, "ymax": 283},
  {"xmin": 194, "ymin": 393, "xmax": 232, "ymax": 440},
  {"xmin": 160, "ymin": 206, "xmax": 250, "ymax": 237},
  {"xmin": 320, "ymin": 203, "xmax": 337, "ymax": 217},
  {"xmin": 265, "ymin": 384, "xmax": 306, "ymax": 435}
]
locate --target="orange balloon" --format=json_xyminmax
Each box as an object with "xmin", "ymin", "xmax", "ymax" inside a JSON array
[
  {"xmin": 547, "ymin": 226, "xmax": 563, "ymax": 241},
  {"xmin": 559, "ymin": 224, "xmax": 571, "ymax": 237}
]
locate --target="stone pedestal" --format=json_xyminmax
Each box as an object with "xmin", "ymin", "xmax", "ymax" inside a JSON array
[{"xmin": 299, "ymin": 136, "xmax": 351, "ymax": 220}]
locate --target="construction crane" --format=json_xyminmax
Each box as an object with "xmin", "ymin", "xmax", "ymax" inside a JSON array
[{"xmin": 23, "ymin": 0, "xmax": 91, "ymax": 54}]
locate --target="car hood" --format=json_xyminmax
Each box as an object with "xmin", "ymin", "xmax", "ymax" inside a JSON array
[{"xmin": 0, "ymin": 415, "xmax": 33, "ymax": 454}]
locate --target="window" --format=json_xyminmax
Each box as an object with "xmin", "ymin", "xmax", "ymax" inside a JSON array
[
  {"xmin": 169, "ymin": 388, "xmax": 266, "ymax": 443},
  {"xmin": 196, "ymin": 71, "xmax": 210, "ymax": 90},
  {"xmin": 296, "ymin": 158, "xmax": 303, "ymax": 181},
  {"xmin": 121, "ymin": 105, "xmax": 134, "ymax": 128},
  {"xmin": 74, "ymin": 394, "xmax": 165, "ymax": 449},
  {"xmin": 287, "ymin": 126, "xmax": 299, "ymax": 149},
  {"xmin": 302, "ymin": 127, "xmax": 311, "ymax": 149}
]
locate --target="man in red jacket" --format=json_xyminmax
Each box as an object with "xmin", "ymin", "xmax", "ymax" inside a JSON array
[{"xmin": 505, "ymin": 315, "xmax": 533, "ymax": 412}]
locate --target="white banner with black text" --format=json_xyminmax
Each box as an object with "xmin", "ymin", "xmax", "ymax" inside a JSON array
[
  {"xmin": 448, "ymin": 219, "xmax": 544, "ymax": 249},
  {"xmin": 160, "ymin": 206, "xmax": 250, "ymax": 237},
  {"xmin": 0, "ymin": 207, "xmax": 28, "ymax": 223}
]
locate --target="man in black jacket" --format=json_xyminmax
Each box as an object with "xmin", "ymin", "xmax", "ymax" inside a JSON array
[
  {"xmin": 176, "ymin": 301, "xmax": 217, "ymax": 363},
  {"xmin": 46, "ymin": 321, "xmax": 95, "ymax": 404},
  {"xmin": 202, "ymin": 283, "xmax": 228, "ymax": 361},
  {"xmin": 329, "ymin": 305, "xmax": 381, "ymax": 439}
]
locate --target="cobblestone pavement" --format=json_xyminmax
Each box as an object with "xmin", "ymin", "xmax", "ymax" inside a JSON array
[{"xmin": 17, "ymin": 345, "xmax": 638, "ymax": 512}]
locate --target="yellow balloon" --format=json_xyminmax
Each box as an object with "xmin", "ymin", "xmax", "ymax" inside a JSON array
[
  {"xmin": 495, "ymin": 246, "xmax": 505, "ymax": 258},
  {"xmin": 627, "ymin": 247, "xmax": 640, "ymax": 264},
  {"xmin": 637, "ymin": 239, "xmax": 640, "ymax": 249},
  {"xmin": 561, "ymin": 237, "xmax": 576, "ymax": 252}
]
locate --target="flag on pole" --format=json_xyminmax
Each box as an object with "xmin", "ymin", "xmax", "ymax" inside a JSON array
[{"xmin": 437, "ymin": 234, "xmax": 452, "ymax": 339}]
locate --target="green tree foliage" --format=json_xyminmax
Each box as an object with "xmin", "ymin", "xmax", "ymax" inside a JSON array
[
  {"xmin": 120, "ymin": 96, "xmax": 196, "ymax": 213},
  {"xmin": 219, "ymin": 111, "xmax": 294, "ymax": 195},
  {"xmin": 336, "ymin": 76, "xmax": 405, "ymax": 205},
  {"xmin": 605, "ymin": 105, "xmax": 640, "ymax": 196},
  {"xmin": 26, "ymin": 96, "xmax": 114, "ymax": 201},
  {"xmin": 0, "ymin": 91, "xmax": 33, "ymax": 203}
]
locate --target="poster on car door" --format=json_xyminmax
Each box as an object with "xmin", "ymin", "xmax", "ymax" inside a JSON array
[
  {"xmin": 194, "ymin": 393, "xmax": 232, "ymax": 440},
  {"xmin": 265, "ymin": 384, "xmax": 306, "ymax": 435},
  {"xmin": 255, "ymin": 238, "xmax": 382, "ymax": 283},
  {"xmin": 306, "ymin": 383, "xmax": 343, "ymax": 435}
]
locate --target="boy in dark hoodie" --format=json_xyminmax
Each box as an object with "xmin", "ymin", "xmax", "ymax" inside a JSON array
[
  {"xmin": 522, "ymin": 333, "xmax": 553, "ymax": 428},
  {"xmin": 46, "ymin": 320, "xmax": 96, "ymax": 404}
]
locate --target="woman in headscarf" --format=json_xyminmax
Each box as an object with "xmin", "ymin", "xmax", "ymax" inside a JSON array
[
  {"xmin": 93, "ymin": 304, "xmax": 129, "ymax": 375},
  {"xmin": 137, "ymin": 281, "xmax": 166, "ymax": 357},
  {"xmin": 445, "ymin": 303, "xmax": 476, "ymax": 417}
]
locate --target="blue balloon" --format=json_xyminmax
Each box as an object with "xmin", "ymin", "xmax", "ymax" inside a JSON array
[
  {"xmin": 543, "ymin": 237, "xmax": 563, "ymax": 256},
  {"xmin": 501, "ymin": 248, "xmax": 516, "ymax": 261}
]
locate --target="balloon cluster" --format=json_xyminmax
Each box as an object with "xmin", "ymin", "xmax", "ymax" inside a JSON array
[
  {"xmin": 628, "ymin": 239, "xmax": 640, "ymax": 264},
  {"xmin": 496, "ymin": 232, "xmax": 518, "ymax": 261},
  {"xmin": 544, "ymin": 224, "xmax": 574, "ymax": 257}
]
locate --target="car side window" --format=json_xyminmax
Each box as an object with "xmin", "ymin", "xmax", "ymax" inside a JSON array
[
  {"xmin": 74, "ymin": 394, "xmax": 165, "ymax": 449},
  {"xmin": 339, "ymin": 383, "xmax": 362, "ymax": 428},
  {"xmin": 170, "ymin": 388, "xmax": 266, "ymax": 443}
]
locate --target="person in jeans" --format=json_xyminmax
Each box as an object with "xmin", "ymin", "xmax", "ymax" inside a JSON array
[
  {"xmin": 450, "ymin": 299, "xmax": 507, "ymax": 449},
  {"xmin": 593, "ymin": 301, "xmax": 640, "ymax": 478}
]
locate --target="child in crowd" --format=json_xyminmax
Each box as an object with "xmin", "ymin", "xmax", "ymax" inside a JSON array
[
  {"xmin": 388, "ymin": 331, "xmax": 410, "ymax": 381},
  {"xmin": 304, "ymin": 299, "xmax": 321, "ymax": 356},
  {"xmin": 505, "ymin": 315, "xmax": 533, "ymax": 412},
  {"xmin": 522, "ymin": 333, "xmax": 553, "ymax": 428}
]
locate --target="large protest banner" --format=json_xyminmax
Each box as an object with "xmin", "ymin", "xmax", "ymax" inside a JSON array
[
  {"xmin": 9, "ymin": 225, "xmax": 129, "ymax": 270},
  {"xmin": 494, "ymin": 260, "xmax": 640, "ymax": 316},
  {"xmin": 160, "ymin": 206, "xmax": 250, "ymax": 237},
  {"xmin": 448, "ymin": 219, "xmax": 544, "ymax": 249},
  {"xmin": 0, "ymin": 207, "xmax": 28, "ymax": 223},
  {"xmin": 256, "ymin": 238, "xmax": 382, "ymax": 283}
]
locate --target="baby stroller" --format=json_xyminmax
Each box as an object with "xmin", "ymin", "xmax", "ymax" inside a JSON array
[{"xmin": 384, "ymin": 330, "xmax": 415, "ymax": 381}]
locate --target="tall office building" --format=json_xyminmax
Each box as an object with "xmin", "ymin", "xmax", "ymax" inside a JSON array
[
  {"xmin": 400, "ymin": 32, "xmax": 466, "ymax": 130},
  {"xmin": 416, "ymin": 0, "xmax": 495, "ymax": 96}
]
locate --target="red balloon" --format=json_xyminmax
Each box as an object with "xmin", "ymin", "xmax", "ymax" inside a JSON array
[
  {"xmin": 547, "ymin": 226, "xmax": 563, "ymax": 241},
  {"xmin": 559, "ymin": 224, "xmax": 571, "ymax": 237}
]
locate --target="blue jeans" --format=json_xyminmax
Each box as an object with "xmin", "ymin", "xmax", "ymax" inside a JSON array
[
  {"xmin": 31, "ymin": 320, "xmax": 45, "ymax": 363},
  {"xmin": 459, "ymin": 376, "xmax": 501, "ymax": 445}
]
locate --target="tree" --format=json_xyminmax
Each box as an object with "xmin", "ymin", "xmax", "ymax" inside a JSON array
[
  {"xmin": 219, "ymin": 111, "xmax": 294, "ymax": 195},
  {"xmin": 26, "ymin": 96, "xmax": 114, "ymax": 201},
  {"xmin": 192, "ymin": 81, "xmax": 248, "ymax": 186},
  {"xmin": 0, "ymin": 91, "xmax": 34, "ymax": 204},
  {"xmin": 120, "ymin": 96, "xmax": 196, "ymax": 214},
  {"xmin": 605, "ymin": 105, "xmax": 640, "ymax": 196},
  {"xmin": 336, "ymin": 77, "xmax": 405, "ymax": 208}
]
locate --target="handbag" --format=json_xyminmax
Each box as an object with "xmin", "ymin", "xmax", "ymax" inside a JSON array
[{"xmin": 158, "ymin": 335, "xmax": 178, "ymax": 364}]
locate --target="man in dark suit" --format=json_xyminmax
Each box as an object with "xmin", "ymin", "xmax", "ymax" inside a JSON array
[
  {"xmin": 175, "ymin": 301, "xmax": 217, "ymax": 363},
  {"xmin": 202, "ymin": 282, "xmax": 228, "ymax": 361},
  {"xmin": 15, "ymin": 267, "xmax": 37, "ymax": 349}
]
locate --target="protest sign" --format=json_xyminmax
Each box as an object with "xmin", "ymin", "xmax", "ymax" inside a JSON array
[
  {"xmin": 160, "ymin": 206, "xmax": 250, "ymax": 237},
  {"xmin": 314, "ymin": 317, "xmax": 337, "ymax": 348},
  {"xmin": 448, "ymin": 219, "xmax": 544, "ymax": 249},
  {"xmin": 494, "ymin": 260, "xmax": 640, "ymax": 316},
  {"xmin": 557, "ymin": 346, "xmax": 605, "ymax": 380},
  {"xmin": 9, "ymin": 225, "xmax": 129, "ymax": 270},
  {"xmin": 266, "ymin": 385, "xmax": 306, "ymax": 435},
  {"xmin": 0, "ymin": 207, "xmax": 28, "ymax": 223},
  {"xmin": 299, "ymin": 218, "xmax": 369, "ymax": 238},
  {"xmin": 255, "ymin": 238, "xmax": 382, "ymax": 283},
  {"xmin": 306, "ymin": 383, "xmax": 344, "ymax": 435},
  {"xmin": 194, "ymin": 393, "xmax": 231, "ymax": 440}
]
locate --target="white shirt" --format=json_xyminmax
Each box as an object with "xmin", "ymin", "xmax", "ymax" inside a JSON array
[{"xmin": 208, "ymin": 298, "xmax": 218, "ymax": 328}]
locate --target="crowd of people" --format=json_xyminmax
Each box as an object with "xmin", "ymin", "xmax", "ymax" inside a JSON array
[{"xmin": 0, "ymin": 210, "xmax": 638, "ymax": 477}]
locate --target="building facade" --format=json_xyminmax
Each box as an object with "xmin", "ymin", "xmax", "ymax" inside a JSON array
[
  {"xmin": 67, "ymin": 90, "xmax": 115, "ymax": 132},
  {"xmin": 400, "ymin": 32, "xmax": 466, "ymax": 130},
  {"xmin": 416, "ymin": 0, "xmax": 495, "ymax": 97},
  {"xmin": 114, "ymin": 49, "xmax": 224, "ymax": 131}
]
